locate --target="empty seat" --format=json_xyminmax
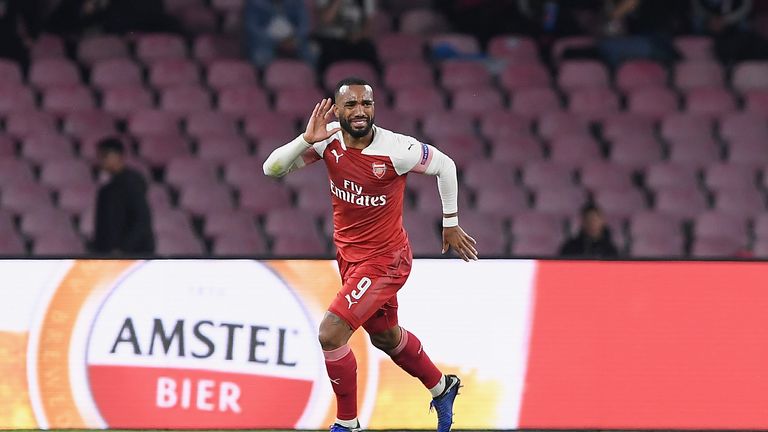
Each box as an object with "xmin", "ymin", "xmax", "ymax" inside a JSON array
[
  {"xmin": 421, "ymin": 111, "xmax": 474, "ymax": 139},
  {"xmin": 40, "ymin": 159, "xmax": 93, "ymax": 187},
  {"xmin": 487, "ymin": 35, "xmax": 539, "ymax": 62},
  {"xmin": 384, "ymin": 60, "xmax": 433, "ymax": 90},
  {"xmin": 616, "ymin": 60, "xmax": 667, "ymax": 91},
  {"xmin": 0, "ymin": 59, "xmax": 22, "ymax": 83},
  {"xmin": 630, "ymin": 236, "xmax": 684, "ymax": 257},
  {"xmin": 204, "ymin": 209, "xmax": 256, "ymax": 238},
  {"xmin": 185, "ymin": 111, "xmax": 239, "ymax": 138},
  {"xmin": 165, "ymin": 157, "xmax": 219, "ymax": 186},
  {"xmin": 629, "ymin": 211, "xmax": 682, "ymax": 240},
  {"xmin": 645, "ymin": 162, "xmax": 700, "ymax": 190},
  {"xmin": 179, "ymin": 183, "xmax": 234, "ymax": 216},
  {"xmin": 0, "ymin": 136, "xmax": 16, "ymax": 158},
  {"xmin": 217, "ymin": 84, "xmax": 270, "ymax": 115},
  {"xmin": 450, "ymin": 87, "xmax": 504, "ymax": 117},
  {"xmin": 609, "ymin": 136, "xmax": 663, "ymax": 168},
  {"xmin": 713, "ymin": 188, "xmax": 765, "ymax": 217},
  {"xmin": 691, "ymin": 237, "xmax": 744, "ymax": 258},
  {"xmin": 627, "ymin": 87, "xmax": 679, "ymax": 118},
  {"xmin": 63, "ymin": 111, "xmax": 117, "ymax": 138},
  {"xmin": 30, "ymin": 34, "xmax": 66, "ymax": 59},
  {"xmin": 149, "ymin": 58, "xmax": 200, "ymax": 88},
  {"xmin": 271, "ymin": 235, "xmax": 328, "ymax": 257},
  {"xmin": 440, "ymin": 60, "xmax": 491, "ymax": 90},
  {"xmin": 238, "ymin": 182, "xmax": 293, "ymax": 214},
  {"xmin": 479, "ymin": 112, "xmax": 531, "ymax": 140},
  {"xmin": 732, "ymin": 61, "xmax": 768, "ymax": 92},
  {"xmin": 78, "ymin": 35, "xmax": 129, "ymax": 64},
  {"xmin": 274, "ymin": 87, "xmax": 325, "ymax": 120},
  {"xmin": 58, "ymin": 183, "xmax": 97, "ymax": 214},
  {"xmin": 244, "ymin": 111, "xmax": 297, "ymax": 142},
  {"xmin": 685, "ymin": 87, "xmax": 736, "ymax": 116},
  {"xmin": 20, "ymin": 207, "xmax": 73, "ymax": 237},
  {"xmin": 32, "ymin": 230, "xmax": 85, "ymax": 255},
  {"xmin": 91, "ymin": 58, "xmax": 143, "ymax": 89},
  {"xmin": 296, "ymin": 188, "xmax": 333, "ymax": 216},
  {"xmin": 430, "ymin": 33, "xmax": 481, "ymax": 57},
  {"xmin": 744, "ymin": 89, "xmax": 768, "ymax": 116},
  {"xmin": 156, "ymin": 230, "xmax": 206, "ymax": 255},
  {"xmin": 462, "ymin": 160, "xmax": 517, "ymax": 190},
  {"xmin": 22, "ymin": 133, "xmax": 74, "ymax": 163},
  {"xmin": 719, "ymin": 112, "xmax": 768, "ymax": 141},
  {"xmin": 499, "ymin": 63, "xmax": 550, "ymax": 92},
  {"xmin": 558, "ymin": 61, "xmax": 609, "ymax": 90},
  {"xmin": 753, "ymin": 214, "xmax": 768, "ymax": 239},
  {"xmin": 667, "ymin": 136, "xmax": 721, "ymax": 166},
  {"xmin": 160, "ymin": 85, "xmax": 212, "ymax": 114},
  {"xmin": 533, "ymin": 186, "xmax": 588, "ymax": 216},
  {"xmin": 376, "ymin": 33, "xmax": 425, "ymax": 63},
  {"xmin": 43, "ymin": 85, "xmax": 95, "ymax": 115},
  {"xmin": 264, "ymin": 208, "xmax": 320, "ymax": 238},
  {"xmin": 728, "ymin": 138, "xmax": 768, "ymax": 166},
  {"xmin": 372, "ymin": 107, "xmax": 419, "ymax": 137},
  {"xmin": 593, "ymin": 188, "xmax": 647, "ymax": 218},
  {"xmin": 674, "ymin": 62, "xmax": 724, "ymax": 90},
  {"xmin": 392, "ymin": 87, "xmax": 445, "ymax": 117},
  {"xmin": 207, "ymin": 59, "xmax": 256, "ymax": 89},
  {"xmin": 29, "ymin": 58, "xmax": 81, "ymax": 88},
  {"xmin": 101, "ymin": 85, "xmax": 154, "ymax": 117},
  {"xmin": 511, "ymin": 233, "xmax": 562, "ymax": 257},
  {"xmin": 193, "ymin": 34, "xmax": 241, "ymax": 64},
  {"xmin": 136, "ymin": 33, "xmax": 187, "ymax": 63},
  {"xmin": 153, "ymin": 208, "xmax": 195, "ymax": 236},
  {"xmin": 129, "ymin": 110, "xmax": 181, "ymax": 136},
  {"xmin": 491, "ymin": 136, "xmax": 544, "ymax": 164},
  {"xmin": 538, "ymin": 112, "xmax": 590, "ymax": 140},
  {"xmin": 551, "ymin": 36, "xmax": 597, "ymax": 62},
  {"xmin": 430, "ymin": 134, "xmax": 484, "ymax": 167},
  {"xmin": 704, "ymin": 163, "xmax": 757, "ymax": 192},
  {"xmin": 661, "ymin": 113, "xmax": 714, "ymax": 141},
  {"xmin": 567, "ymin": 87, "xmax": 619, "ymax": 119},
  {"xmin": 548, "ymin": 135, "xmax": 601, "ymax": 164},
  {"xmin": 694, "ymin": 211, "xmax": 748, "ymax": 242},
  {"xmin": 264, "ymin": 59, "xmax": 316, "ymax": 90},
  {"xmin": 522, "ymin": 161, "xmax": 576, "ymax": 188},
  {"xmin": 196, "ymin": 136, "xmax": 249, "ymax": 161},
  {"xmin": 673, "ymin": 36, "xmax": 714, "ymax": 61},
  {"xmin": 213, "ymin": 232, "xmax": 268, "ymax": 255},
  {"xmin": 601, "ymin": 113, "xmax": 656, "ymax": 141},
  {"xmin": 473, "ymin": 188, "xmax": 529, "ymax": 215},
  {"xmin": 0, "ymin": 84, "xmax": 35, "ymax": 113},
  {"xmin": 0, "ymin": 231, "xmax": 26, "ymax": 254},
  {"xmin": 654, "ymin": 187, "xmax": 708, "ymax": 219},
  {"xmin": 6, "ymin": 111, "xmax": 58, "ymax": 138},
  {"xmin": 580, "ymin": 161, "xmax": 634, "ymax": 190},
  {"xmin": 511, "ymin": 88, "xmax": 561, "ymax": 117},
  {"xmin": 1, "ymin": 181, "xmax": 53, "ymax": 213},
  {"xmin": 138, "ymin": 135, "xmax": 191, "ymax": 166},
  {"xmin": 0, "ymin": 159, "xmax": 34, "ymax": 185}
]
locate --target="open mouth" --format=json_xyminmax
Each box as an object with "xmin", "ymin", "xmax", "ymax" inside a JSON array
[{"xmin": 351, "ymin": 118, "xmax": 368, "ymax": 128}]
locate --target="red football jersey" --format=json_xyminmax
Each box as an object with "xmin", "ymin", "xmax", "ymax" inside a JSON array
[{"xmin": 302, "ymin": 123, "xmax": 433, "ymax": 262}]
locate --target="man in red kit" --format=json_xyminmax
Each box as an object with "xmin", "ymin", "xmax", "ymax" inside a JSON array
[{"xmin": 263, "ymin": 77, "xmax": 477, "ymax": 432}]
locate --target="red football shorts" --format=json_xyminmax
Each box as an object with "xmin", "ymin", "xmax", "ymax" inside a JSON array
[{"xmin": 329, "ymin": 243, "xmax": 413, "ymax": 334}]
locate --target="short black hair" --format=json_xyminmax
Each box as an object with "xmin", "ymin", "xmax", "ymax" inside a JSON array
[
  {"xmin": 334, "ymin": 77, "xmax": 372, "ymax": 101},
  {"xmin": 97, "ymin": 137, "xmax": 125, "ymax": 155},
  {"xmin": 581, "ymin": 202, "xmax": 601, "ymax": 217}
]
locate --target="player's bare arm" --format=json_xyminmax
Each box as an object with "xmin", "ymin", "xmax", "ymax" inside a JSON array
[{"xmin": 262, "ymin": 98, "xmax": 340, "ymax": 177}]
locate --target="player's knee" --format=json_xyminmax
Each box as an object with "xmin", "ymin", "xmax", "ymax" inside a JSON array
[
  {"xmin": 369, "ymin": 330, "xmax": 399, "ymax": 353},
  {"xmin": 318, "ymin": 328, "xmax": 344, "ymax": 351},
  {"xmin": 318, "ymin": 314, "xmax": 352, "ymax": 351}
]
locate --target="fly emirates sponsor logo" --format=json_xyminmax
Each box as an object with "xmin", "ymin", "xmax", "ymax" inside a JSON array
[{"xmin": 330, "ymin": 179, "xmax": 387, "ymax": 207}]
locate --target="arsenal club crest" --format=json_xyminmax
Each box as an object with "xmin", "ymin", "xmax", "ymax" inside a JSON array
[{"xmin": 372, "ymin": 162, "xmax": 387, "ymax": 179}]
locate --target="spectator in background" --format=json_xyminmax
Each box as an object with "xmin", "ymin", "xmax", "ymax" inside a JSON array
[
  {"xmin": 244, "ymin": 0, "xmax": 314, "ymax": 68},
  {"xmin": 559, "ymin": 203, "xmax": 619, "ymax": 258},
  {"xmin": 47, "ymin": 0, "xmax": 181, "ymax": 37},
  {"xmin": 313, "ymin": 0, "xmax": 379, "ymax": 74},
  {"xmin": 0, "ymin": 0, "xmax": 42, "ymax": 70},
  {"xmin": 436, "ymin": 0, "xmax": 520, "ymax": 48},
  {"xmin": 691, "ymin": 0, "xmax": 768, "ymax": 63},
  {"xmin": 92, "ymin": 138, "xmax": 155, "ymax": 256}
]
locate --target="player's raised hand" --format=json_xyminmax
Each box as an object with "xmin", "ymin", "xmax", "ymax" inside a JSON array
[
  {"xmin": 302, "ymin": 98, "xmax": 341, "ymax": 144},
  {"xmin": 442, "ymin": 225, "xmax": 478, "ymax": 262}
]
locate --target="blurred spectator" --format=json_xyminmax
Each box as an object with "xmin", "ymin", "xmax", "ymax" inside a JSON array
[
  {"xmin": 244, "ymin": 0, "xmax": 314, "ymax": 67},
  {"xmin": 516, "ymin": 0, "xmax": 595, "ymax": 37},
  {"xmin": 0, "ymin": 0, "xmax": 42, "ymax": 70},
  {"xmin": 559, "ymin": 203, "xmax": 619, "ymax": 258},
  {"xmin": 691, "ymin": 0, "xmax": 768, "ymax": 63},
  {"xmin": 92, "ymin": 137, "xmax": 155, "ymax": 255},
  {"xmin": 436, "ymin": 0, "xmax": 521, "ymax": 48},
  {"xmin": 313, "ymin": 0, "xmax": 379, "ymax": 73},
  {"xmin": 47, "ymin": 0, "xmax": 181, "ymax": 37}
]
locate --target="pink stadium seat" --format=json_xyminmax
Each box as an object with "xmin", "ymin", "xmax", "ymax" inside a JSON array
[
  {"xmin": 153, "ymin": 208, "xmax": 195, "ymax": 236},
  {"xmin": 6, "ymin": 111, "xmax": 58, "ymax": 138},
  {"xmin": 491, "ymin": 136, "xmax": 544, "ymax": 164},
  {"xmin": 421, "ymin": 111, "xmax": 474, "ymax": 140},
  {"xmin": 440, "ymin": 61, "xmax": 491, "ymax": 90},
  {"xmin": 138, "ymin": 135, "xmax": 191, "ymax": 166},
  {"xmin": 179, "ymin": 182, "xmax": 234, "ymax": 216},
  {"xmin": 101, "ymin": 85, "xmax": 154, "ymax": 117},
  {"xmin": 40, "ymin": 159, "xmax": 93, "ymax": 187},
  {"xmin": 178, "ymin": 5, "xmax": 218, "ymax": 33},
  {"xmin": 732, "ymin": 61, "xmax": 768, "ymax": 92},
  {"xmin": 399, "ymin": 8, "xmax": 450, "ymax": 35},
  {"xmin": 630, "ymin": 236, "xmax": 684, "ymax": 257},
  {"xmin": 522, "ymin": 161, "xmax": 576, "ymax": 188},
  {"xmin": 713, "ymin": 188, "xmax": 765, "ymax": 217},
  {"xmin": 223, "ymin": 157, "xmax": 272, "ymax": 185},
  {"xmin": 296, "ymin": 189, "xmax": 333, "ymax": 217},
  {"xmin": 160, "ymin": 85, "xmax": 212, "ymax": 114},
  {"xmin": 207, "ymin": 60, "xmax": 256, "ymax": 89},
  {"xmin": 375, "ymin": 34, "xmax": 424, "ymax": 63},
  {"xmin": 719, "ymin": 112, "xmax": 768, "ymax": 141},
  {"xmin": 473, "ymin": 188, "xmax": 529, "ymax": 215},
  {"xmin": 0, "ymin": 136, "xmax": 16, "ymax": 158},
  {"xmin": 29, "ymin": 59, "xmax": 80, "ymax": 88},
  {"xmin": 674, "ymin": 62, "xmax": 724, "ymax": 90},
  {"xmin": 430, "ymin": 134, "xmax": 484, "ymax": 167},
  {"xmin": 627, "ymin": 87, "xmax": 679, "ymax": 119},
  {"xmin": 704, "ymin": 163, "xmax": 757, "ymax": 192},
  {"xmin": 243, "ymin": 111, "xmax": 297, "ymax": 142},
  {"xmin": 558, "ymin": 61, "xmax": 609, "ymax": 90},
  {"xmin": 511, "ymin": 211, "xmax": 564, "ymax": 239},
  {"xmin": 43, "ymin": 85, "xmax": 95, "ymax": 115},
  {"xmin": 264, "ymin": 208, "xmax": 320, "ymax": 237},
  {"xmin": 58, "ymin": 183, "xmax": 97, "ymax": 214},
  {"xmin": 78, "ymin": 35, "xmax": 129, "ymax": 64},
  {"xmin": 548, "ymin": 135, "xmax": 601, "ymax": 164},
  {"xmin": 609, "ymin": 136, "xmax": 663, "ymax": 168},
  {"xmin": 238, "ymin": 182, "xmax": 292, "ymax": 214},
  {"xmin": 691, "ymin": 237, "xmax": 744, "ymax": 258},
  {"xmin": 487, "ymin": 35, "xmax": 539, "ymax": 62},
  {"xmin": 744, "ymin": 90, "xmax": 768, "ymax": 116},
  {"xmin": 204, "ymin": 209, "xmax": 256, "ymax": 238},
  {"xmin": 32, "ymin": 230, "xmax": 85, "ymax": 255},
  {"xmin": 601, "ymin": 113, "xmax": 656, "ymax": 141},
  {"xmin": 63, "ymin": 111, "xmax": 117, "ymax": 138},
  {"xmin": 325, "ymin": 60, "xmax": 379, "ymax": 90},
  {"xmin": 654, "ymin": 187, "xmax": 708, "ymax": 219},
  {"xmin": 281, "ymin": 164, "xmax": 327, "ymax": 190},
  {"xmin": 149, "ymin": 58, "xmax": 200, "ymax": 88},
  {"xmin": 567, "ymin": 87, "xmax": 619, "ymax": 120},
  {"xmin": 694, "ymin": 211, "xmax": 749, "ymax": 242},
  {"xmin": 661, "ymin": 113, "xmax": 714, "ymax": 141},
  {"xmin": 511, "ymin": 88, "xmax": 561, "ymax": 117},
  {"xmin": 498, "ymin": 63, "xmax": 550, "ymax": 92},
  {"xmin": 165, "ymin": 157, "xmax": 219, "ymax": 186},
  {"xmin": 512, "ymin": 233, "xmax": 562, "ymax": 257},
  {"xmin": 538, "ymin": 112, "xmax": 590, "ymax": 140},
  {"xmin": 616, "ymin": 60, "xmax": 667, "ymax": 91},
  {"xmin": 185, "ymin": 111, "xmax": 239, "ymax": 138},
  {"xmin": 667, "ymin": 136, "xmax": 721, "ymax": 166},
  {"xmin": 22, "ymin": 133, "xmax": 74, "ymax": 163},
  {"xmin": 271, "ymin": 235, "xmax": 328, "ymax": 257},
  {"xmin": 551, "ymin": 36, "xmax": 596, "ymax": 62},
  {"xmin": 430, "ymin": 33, "xmax": 481, "ymax": 56},
  {"xmin": 264, "ymin": 59, "xmax": 317, "ymax": 90},
  {"xmin": 593, "ymin": 188, "xmax": 647, "ymax": 218},
  {"xmin": 129, "ymin": 110, "xmax": 181, "ymax": 137},
  {"xmin": 460, "ymin": 215, "xmax": 508, "ymax": 255},
  {"xmin": 193, "ymin": 34, "xmax": 241, "ymax": 64},
  {"xmin": 91, "ymin": 58, "xmax": 143, "ymax": 89},
  {"xmin": 156, "ymin": 231, "xmax": 206, "ymax": 255},
  {"xmin": 0, "ymin": 84, "xmax": 35, "ymax": 113},
  {"xmin": 0, "ymin": 231, "xmax": 26, "ymax": 254},
  {"xmin": 1, "ymin": 181, "xmax": 53, "ymax": 213},
  {"xmin": 402, "ymin": 209, "xmax": 440, "ymax": 255},
  {"xmin": 0, "ymin": 159, "xmax": 35, "ymax": 185},
  {"xmin": 754, "ymin": 214, "xmax": 768, "ymax": 239},
  {"xmin": 373, "ymin": 107, "xmax": 419, "ymax": 137},
  {"xmin": 462, "ymin": 160, "xmax": 517, "ymax": 190},
  {"xmin": 728, "ymin": 138, "xmax": 768, "ymax": 166},
  {"xmin": 147, "ymin": 183, "xmax": 173, "ymax": 209},
  {"xmin": 645, "ymin": 162, "xmax": 700, "ymax": 191},
  {"xmin": 629, "ymin": 211, "xmax": 681, "ymax": 240},
  {"xmin": 20, "ymin": 207, "xmax": 73, "ymax": 237},
  {"xmin": 196, "ymin": 136, "xmax": 249, "ymax": 161},
  {"xmin": 480, "ymin": 112, "xmax": 531, "ymax": 140},
  {"xmin": 392, "ymin": 87, "xmax": 445, "ymax": 117},
  {"xmin": 217, "ymin": 84, "xmax": 270, "ymax": 116},
  {"xmin": 580, "ymin": 161, "xmax": 634, "ymax": 191},
  {"xmin": 29, "ymin": 34, "xmax": 66, "ymax": 59},
  {"xmin": 213, "ymin": 233, "xmax": 268, "ymax": 255},
  {"xmin": 685, "ymin": 87, "xmax": 736, "ymax": 116},
  {"xmin": 0, "ymin": 60, "xmax": 22, "ymax": 82},
  {"xmin": 451, "ymin": 87, "xmax": 504, "ymax": 117},
  {"xmin": 136, "ymin": 33, "xmax": 187, "ymax": 63},
  {"xmin": 384, "ymin": 60, "xmax": 433, "ymax": 90},
  {"xmin": 674, "ymin": 36, "xmax": 714, "ymax": 61},
  {"xmin": 274, "ymin": 87, "xmax": 325, "ymax": 120}
]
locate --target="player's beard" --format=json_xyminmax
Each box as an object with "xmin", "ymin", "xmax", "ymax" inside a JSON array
[{"xmin": 340, "ymin": 115, "xmax": 374, "ymax": 139}]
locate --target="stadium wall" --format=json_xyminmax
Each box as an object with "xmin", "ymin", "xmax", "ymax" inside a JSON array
[{"xmin": 0, "ymin": 259, "xmax": 767, "ymax": 430}]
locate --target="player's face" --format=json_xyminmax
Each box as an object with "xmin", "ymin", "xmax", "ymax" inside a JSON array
[{"xmin": 335, "ymin": 84, "xmax": 375, "ymax": 139}]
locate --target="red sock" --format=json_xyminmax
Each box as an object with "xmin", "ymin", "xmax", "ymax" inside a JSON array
[
  {"xmin": 324, "ymin": 345, "xmax": 358, "ymax": 421},
  {"xmin": 389, "ymin": 328, "xmax": 443, "ymax": 389}
]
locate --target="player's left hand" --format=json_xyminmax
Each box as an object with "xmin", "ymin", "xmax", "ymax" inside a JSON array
[{"xmin": 442, "ymin": 226, "xmax": 478, "ymax": 262}]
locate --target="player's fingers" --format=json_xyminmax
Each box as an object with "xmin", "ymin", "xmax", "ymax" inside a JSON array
[{"xmin": 310, "ymin": 102, "xmax": 320, "ymax": 118}]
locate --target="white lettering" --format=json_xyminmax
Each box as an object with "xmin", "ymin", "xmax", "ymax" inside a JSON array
[
  {"xmin": 219, "ymin": 382, "xmax": 242, "ymax": 413},
  {"xmin": 197, "ymin": 379, "xmax": 215, "ymax": 411},
  {"xmin": 156, "ymin": 377, "xmax": 242, "ymax": 412},
  {"xmin": 181, "ymin": 378, "xmax": 191, "ymax": 409},
  {"xmin": 156, "ymin": 377, "xmax": 177, "ymax": 408}
]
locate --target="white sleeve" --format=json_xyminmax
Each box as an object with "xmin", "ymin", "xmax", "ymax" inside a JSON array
[
  {"xmin": 423, "ymin": 145, "xmax": 458, "ymax": 215},
  {"xmin": 262, "ymin": 134, "xmax": 322, "ymax": 177}
]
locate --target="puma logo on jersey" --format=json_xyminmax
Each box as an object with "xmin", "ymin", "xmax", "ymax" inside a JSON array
[
  {"xmin": 331, "ymin": 149, "xmax": 344, "ymax": 163},
  {"xmin": 345, "ymin": 294, "xmax": 358, "ymax": 309}
]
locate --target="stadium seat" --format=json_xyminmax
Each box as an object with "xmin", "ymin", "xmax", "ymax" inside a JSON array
[
  {"xmin": 156, "ymin": 230, "xmax": 206, "ymax": 255},
  {"xmin": 609, "ymin": 136, "xmax": 663, "ymax": 169},
  {"xmin": 0, "ymin": 230, "xmax": 26, "ymax": 254},
  {"xmin": 719, "ymin": 112, "xmax": 768, "ymax": 141},
  {"xmin": 196, "ymin": 136, "xmax": 249, "ymax": 162},
  {"xmin": 630, "ymin": 236, "xmax": 684, "ymax": 257},
  {"xmin": 601, "ymin": 113, "xmax": 656, "ymax": 141},
  {"xmin": 439, "ymin": 60, "xmax": 491, "ymax": 90},
  {"xmin": 129, "ymin": 110, "xmax": 181, "ymax": 137},
  {"xmin": 421, "ymin": 111, "xmax": 475, "ymax": 140},
  {"xmin": 0, "ymin": 84, "xmax": 35, "ymax": 114},
  {"xmin": 213, "ymin": 232, "xmax": 268, "ymax": 255},
  {"xmin": 217, "ymin": 84, "xmax": 270, "ymax": 116},
  {"xmin": 274, "ymin": 87, "xmax": 325, "ymax": 120},
  {"xmin": 58, "ymin": 183, "xmax": 97, "ymax": 214},
  {"xmin": 462, "ymin": 160, "xmax": 517, "ymax": 190},
  {"xmin": 101, "ymin": 85, "xmax": 154, "ymax": 117},
  {"xmin": 487, "ymin": 35, "xmax": 539, "ymax": 62},
  {"xmin": 325, "ymin": 60, "xmax": 379, "ymax": 90},
  {"xmin": 392, "ymin": 87, "xmax": 446, "ymax": 117},
  {"xmin": 153, "ymin": 208, "xmax": 195, "ymax": 236},
  {"xmin": 522, "ymin": 161, "xmax": 576, "ymax": 188},
  {"xmin": 732, "ymin": 61, "xmax": 768, "ymax": 92},
  {"xmin": 243, "ymin": 111, "xmax": 297, "ymax": 142},
  {"xmin": 685, "ymin": 87, "xmax": 737, "ymax": 116},
  {"xmin": 185, "ymin": 111, "xmax": 239, "ymax": 138},
  {"xmin": 160, "ymin": 85, "xmax": 212, "ymax": 114},
  {"xmin": 264, "ymin": 59, "xmax": 317, "ymax": 90},
  {"xmin": 629, "ymin": 211, "xmax": 682, "ymax": 241},
  {"xmin": 179, "ymin": 182, "xmax": 234, "ymax": 216},
  {"xmin": 666, "ymin": 136, "xmax": 721, "ymax": 166},
  {"xmin": 490, "ymin": 136, "xmax": 544, "ymax": 164},
  {"xmin": 149, "ymin": 58, "xmax": 200, "ymax": 88},
  {"xmin": 296, "ymin": 189, "xmax": 333, "ymax": 217},
  {"xmin": 712, "ymin": 188, "xmax": 765, "ymax": 217},
  {"xmin": 430, "ymin": 33, "xmax": 481, "ymax": 57},
  {"xmin": 703, "ymin": 163, "xmax": 757, "ymax": 192},
  {"xmin": 91, "ymin": 58, "xmax": 143, "ymax": 89},
  {"xmin": 22, "ymin": 133, "xmax": 74, "ymax": 163},
  {"xmin": 580, "ymin": 161, "xmax": 634, "ymax": 191},
  {"xmin": 375, "ymin": 33, "xmax": 425, "ymax": 63},
  {"xmin": 264, "ymin": 208, "xmax": 320, "ymax": 237},
  {"xmin": 78, "ymin": 35, "xmax": 129, "ymax": 64},
  {"xmin": 627, "ymin": 87, "xmax": 679, "ymax": 119},
  {"xmin": 384, "ymin": 60, "xmax": 434, "ymax": 90},
  {"xmin": 20, "ymin": 207, "xmax": 74, "ymax": 237},
  {"xmin": 691, "ymin": 237, "xmax": 743, "ymax": 258},
  {"xmin": 30, "ymin": 34, "xmax": 66, "ymax": 59},
  {"xmin": 40, "ymin": 159, "xmax": 93, "ymax": 187},
  {"xmin": 399, "ymin": 8, "xmax": 450, "ymax": 35},
  {"xmin": 63, "ymin": 111, "xmax": 117, "ymax": 138},
  {"xmin": 511, "ymin": 233, "xmax": 561, "ymax": 257},
  {"xmin": 567, "ymin": 87, "xmax": 619, "ymax": 120},
  {"xmin": 479, "ymin": 112, "xmax": 531, "ymax": 140},
  {"xmin": 558, "ymin": 60, "xmax": 609, "ymax": 90},
  {"xmin": 178, "ymin": 5, "xmax": 218, "ymax": 33},
  {"xmin": 238, "ymin": 182, "xmax": 293, "ymax": 215},
  {"xmin": 645, "ymin": 162, "xmax": 700, "ymax": 191},
  {"xmin": 136, "ymin": 33, "xmax": 188, "ymax": 63},
  {"xmin": 207, "ymin": 59, "xmax": 256, "ymax": 89},
  {"xmin": 533, "ymin": 186, "xmax": 588, "ymax": 216},
  {"xmin": 0, "ymin": 136, "xmax": 16, "ymax": 158},
  {"xmin": 511, "ymin": 88, "xmax": 562, "ymax": 117},
  {"xmin": 694, "ymin": 211, "xmax": 749, "ymax": 242},
  {"xmin": 146, "ymin": 183, "xmax": 173, "ymax": 209},
  {"xmin": 673, "ymin": 36, "xmax": 714, "ymax": 61},
  {"xmin": 538, "ymin": 112, "xmax": 590, "ymax": 140},
  {"xmin": 165, "ymin": 157, "xmax": 219, "ymax": 186},
  {"xmin": 271, "ymin": 235, "xmax": 328, "ymax": 257},
  {"xmin": 1, "ymin": 181, "xmax": 53, "ymax": 213},
  {"xmin": 29, "ymin": 58, "xmax": 81, "ymax": 88},
  {"xmin": 551, "ymin": 36, "xmax": 596, "ymax": 63},
  {"xmin": 473, "ymin": 188, "xmax": 529, "ymax": 215},
  {"xmin": 372, "ymin": 107, "xmax": 419, "ymax": 137},
  {"xmin": 193, "ymin": 34, "xmax": 241, "ymax": 65},
  {"xmin": 548, "ymin": 135, "xmax": 601, "ymax": 164},
  {"xmin": 138, "ymin": 135, "xmax": 191, "ymax": 166},
  {"xmin": 32, "ymin": 230, "xmax": 85, "ymax": 255},
  {"xmin": 728, "ymin": 138, "xmax": 768, "ymax": 166},
  {"xmin": 430, "ymin": 134, "xmax": 485, "ymax": 167},
  {"xmin": 450, "ymin": 87, "xmax": 505, "ymax": 117},
  {"xmin": 744, "ymin": 89, "xmax": 768, "ymax": 116},
  {"xmin": 674, "ymin": 62, "xmax": 724, "ymax": 90},
  {"xmin": 654, "ymin": 187, "xmax": 708, "ymax": 220},
  {"xmin": 616, "ymin": 60, "xmax": 667, "ymax": 91},
  {"xmin": 6, "ymin": 111, "xmax": 58, "ymax": 138},
  {"xmin": 0, "ymin": 59, "xmax": 22, "ymax": 83},
  {"xmin": 204, "ymin": 209, "xmax": 256, "ymax": 239},
  {"xmin": 0, "ymin": 159, "xmax": 35, "ymax": 185},
  {"xmin": 43, "ymin": 85, "xmax": 95, "ymax": 115},
  {"xmin": 661, "ymin": 113, "xmax": 714, "ymax": 141},
  {"xmin": 498, "ymin": 63, "xmax": 551, "ymax": 92},
  {"xmin": 593, "ymin": 188, "xmax": 647, "ymax": 219}
]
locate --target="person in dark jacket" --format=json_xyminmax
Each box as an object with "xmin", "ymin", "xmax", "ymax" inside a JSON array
[
  {"xmin": 92, "ymin": 137, "xmax": 155, "ymax": 255},
  {"xmin": 559, "ymin": 203, "xmax": 619, "ymax": 258}
]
